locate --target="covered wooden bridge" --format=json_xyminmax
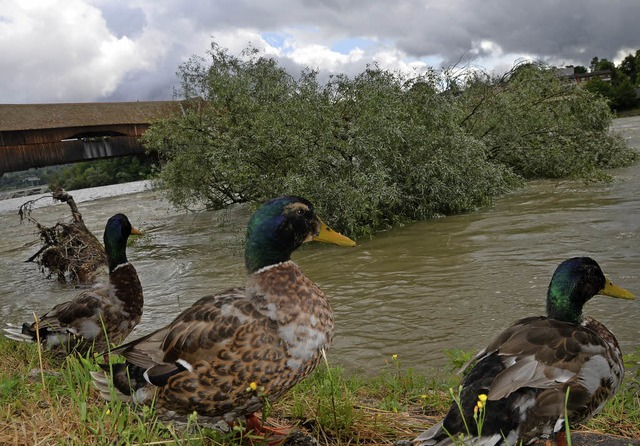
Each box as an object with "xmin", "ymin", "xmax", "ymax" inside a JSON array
[{"xmin": 0, "ymin": 101, "xmax": 183, "ymax": 175}]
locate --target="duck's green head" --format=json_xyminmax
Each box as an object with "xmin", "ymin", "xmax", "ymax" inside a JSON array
[
  {"xmin": 104, "ymin": 214, "xmax": 143, "ymax": 272},
  {"xmin": 245, "ymin": 196, "xmax": 356, "ymax": 273},
  {"xmin": 546, "ymin": 257, "xmax": 635, "ymax": 323}
]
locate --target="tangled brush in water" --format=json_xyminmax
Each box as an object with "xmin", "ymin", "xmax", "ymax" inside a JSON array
[{"xmin": 19, "ymin": 187, "xmax": 107, "ymax": 284}]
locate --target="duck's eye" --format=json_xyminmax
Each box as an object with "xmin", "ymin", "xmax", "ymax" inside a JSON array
[{"xmin": 296, "ymin": 208, "xmax": 305, "ymax": 216}]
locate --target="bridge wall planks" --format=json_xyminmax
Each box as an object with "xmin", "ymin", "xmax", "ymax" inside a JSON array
[
  {"xmin": 0, "ymin": 100, "xmax": 189, "ymax": 174},
  {"xmin": 0, "ymin": 136, "xmax": 146, "ymax": 173}
]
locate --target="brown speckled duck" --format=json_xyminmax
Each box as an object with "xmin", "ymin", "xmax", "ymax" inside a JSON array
[
  {"xmin": 4, "ymin": 214, "xmax": 143, "ymax": 355},
  {"xmin": 91, "ymin": 196, "xmax": 355, "ymax": 434},
  {"xmin": 414, "ymin": 257, "xmax": 635, "ymax": 446}
]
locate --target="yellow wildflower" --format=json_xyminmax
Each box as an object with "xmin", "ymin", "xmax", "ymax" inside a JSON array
[
  {"xmin": 478, "ymin": 394, "xmax": 488, "ymax": 402},
  {"xmin": 392, "ymin": 354, "xmax": 398, "ymax": 360},
  {"xmin": 246, "ymin": 381, "xmax": 258, "ymax": 392}
]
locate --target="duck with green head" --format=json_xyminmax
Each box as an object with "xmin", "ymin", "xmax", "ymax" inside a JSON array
[
  {"xmin": 91, "ymin": 196, "xmax": 355, "ymax": 436},
  {"xmin": 4, "ymin": 214, "xmax": 144, "ymax": 355},
  {"xmin": 414, "ymin": 257, "xmax": 636, "ymax": 446}
]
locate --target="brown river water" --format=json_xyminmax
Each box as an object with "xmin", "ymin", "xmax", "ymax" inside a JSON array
[{"xmin": 1, "ymin": 116, "xmax": 639, "ymax": 376}]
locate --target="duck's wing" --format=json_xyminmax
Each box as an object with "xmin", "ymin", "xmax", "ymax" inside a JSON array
[
  {"xmin": 111, "ymin": 288, "xmax": 254, "ymax": 386},
  {"xmin": 23, "ymin": 286, "xmax": 112, "ymax": 340},
  {"xmin": 481, "ymin": 316, "xmax": 622, "ymax": 417},
  {"xmin": 424, "ymin": 316, "xmax": 622, "ymax": 444}
]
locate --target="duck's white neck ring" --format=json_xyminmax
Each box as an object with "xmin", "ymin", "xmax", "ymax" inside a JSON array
[
  {"xmin": 254, "ymin": 260, "xmax": 294, "ymax": 275},
  {"xmin": 112, "ymin": 261, "xmax": 131, "ymax": 272}
]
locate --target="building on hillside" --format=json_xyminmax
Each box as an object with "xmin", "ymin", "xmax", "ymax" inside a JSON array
[
  {"xmin": 23, "ymin": 176, "xmax": 41, "ymax": 186},
  {"xmin": 557, "ymin": 67, "xmax": 612, "ymax": 84}
]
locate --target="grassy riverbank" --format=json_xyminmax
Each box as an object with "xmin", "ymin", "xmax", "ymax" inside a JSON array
[
  {"xmin": 616, "ymin": 107, "xmax": 640, "ymax": 118},
  {"xmin": 1, "ymin": 337, "xmax": 639, "ymax": 445}
]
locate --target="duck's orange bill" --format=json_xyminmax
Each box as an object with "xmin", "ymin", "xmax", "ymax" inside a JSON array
[
  {"xmin": 131, "ymin": 227, "xmax": 144, "ymax": 236},
  {"xmin": 601, "ymin": 277, "xmax": 636, "ymax": 300},
  {"xmin": 312, "ymin": 219, "xmax": 356, "ymax": 247}
]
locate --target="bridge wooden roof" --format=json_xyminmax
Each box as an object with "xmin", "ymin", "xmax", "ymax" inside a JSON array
[{"xmin": 0, "ymin": 101, "xmax": 182, "ymax": 132}]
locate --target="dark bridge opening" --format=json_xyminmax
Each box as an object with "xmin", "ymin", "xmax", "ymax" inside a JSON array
[{"xmin": 63, "ymin": 130, "xmax": 129, "ymax": 141}]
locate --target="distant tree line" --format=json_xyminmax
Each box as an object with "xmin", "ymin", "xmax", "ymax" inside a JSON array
[
  {"xmin": 0, "ymin": 155, "xmax": 159, "ymax": 192},
  {"xmin": 567, "ymin": 50, "xmax": 640, "ymax": 111},
  {"xmin": 0, "ymin": 167, "xmax": 59, "ymax": 192},
  {"xmin": 142, "ymin": 42, "xmax": 638, "ymax": 237},
  {"xmin": 46, "ymin": 155, "xmax": 158, "ymax": 190}
]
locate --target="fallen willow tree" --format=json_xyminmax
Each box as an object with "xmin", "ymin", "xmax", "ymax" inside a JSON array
[
  {"xmin": 144, "ymin": 43, "xmax": 638, "ymax": 238},
  {"xmin": 19, "ymin": 188, "xmax": 106, "ymax": 284}
]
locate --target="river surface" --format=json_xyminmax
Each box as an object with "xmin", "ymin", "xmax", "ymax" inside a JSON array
[{"xmin": 1, "ymin": 117, "xmax": 639, "ymax": 377}]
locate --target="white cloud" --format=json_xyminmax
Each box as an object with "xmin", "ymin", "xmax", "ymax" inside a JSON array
[
  {"xmin": 0, "ymin": 0, "xmax": 163, "ymax": 102},
  {"xmin": 473, "ymin": 40, "xmax": 504, "ymax": 58},
  {"xmin": 372, "ymin": 48, "xmax": 430, "ymax": 75},
  {"xmin": 1, "ymin": 0, "xmax": 639, "ymax": 103},
  {"xmin": 613, "ymin": 47, "xmax": 638, "ymax": 66},
  {"xmin": 284, "ymin": 43, "xmax": 365, "ymax": 72}
]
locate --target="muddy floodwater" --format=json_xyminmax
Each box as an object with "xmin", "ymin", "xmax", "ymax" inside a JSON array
[{"xmin": 1, "ymin": 117, "xmax": 639, "ymax": 376}]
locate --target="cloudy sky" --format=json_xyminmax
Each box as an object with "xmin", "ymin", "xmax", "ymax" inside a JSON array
[{"xmin": 1, "ymin": 0, "xmax": 639, "ymax": 104}]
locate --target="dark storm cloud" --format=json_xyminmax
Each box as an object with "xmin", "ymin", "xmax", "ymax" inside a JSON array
[
  {"xmin": 375, "ymin": 1, "xmax": 639, "ymax": 67},
  {"xmin": 2, "ymin": 0, "xmax": 638, "ymax": 103},
  {"xmin": 205, "ymin": 0, "xmax": 639, "ymax": 70},
  {"xmin": 99, "ymin": 3, "xmax": 147, "ymax": 39}
]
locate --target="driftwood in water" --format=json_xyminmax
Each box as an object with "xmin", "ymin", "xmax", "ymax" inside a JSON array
[{"xmin": 19, "ymin": 188, "xmax": 107, "ymax": 284}]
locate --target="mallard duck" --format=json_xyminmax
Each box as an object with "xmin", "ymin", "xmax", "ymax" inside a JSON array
[
  {"xmin": 91, "ymin": 196, "xmax": 355, "ymax": 434},
  {"xmin": 414, "ymin": 257, "xmax": 636, "ymax": 446},
  {"xmin": 4, "ymin": 214, "xmax": 143, "ymax": 355}
]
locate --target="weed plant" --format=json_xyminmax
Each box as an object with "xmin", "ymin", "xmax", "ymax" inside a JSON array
[{"xmin": 1, "ymin": 338, "xmax": 638, "ymax": 445}]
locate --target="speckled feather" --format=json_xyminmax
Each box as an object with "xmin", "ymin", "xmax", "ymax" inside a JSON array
[
  {"xmin": 91, "ymin": 196, "xmax": 354, "ymax": 423},
  {"xmin": 414, "ymin": 257, "xmax": 634, "ymax": 446},
  {"xmin": 5, "ymin": 214, "xmax": 143, "ymax": 355},
  {"xmin": 101, "ymin": 260, "xmax": 333, "ymax": 421},
  {"xmin": 460, "ymin": 318, "xmax": 620, "ymax": 442},
  {"xmin": 23, "ymin": 263, "xmax": 143, "ymax": 353}
]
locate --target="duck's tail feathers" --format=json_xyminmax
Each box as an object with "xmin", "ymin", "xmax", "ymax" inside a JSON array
[
  {"xmin": 90, "ymin": 369, "xmax": 126, "ymax": 402},
  {"xmin": 413, "ymin": 422, "xmax": 510, "ymax": 446},
  {"xmin": 413, "ymin": 421, "xmax": 447, "ymax": 446},
  {"xmin": 91, "ymin": 362, "xmax": 152, "ymax": 404},
  {"xmin": 4, "ymin": 323, "xmax": 77, "ymax": 351},
  {"xmin": 90, "ymin": 367, "xmax": 134, "ymax": 402},
  {"xmin": 3, "ymin": 323, "xmax": 36, "ymax": 343}
]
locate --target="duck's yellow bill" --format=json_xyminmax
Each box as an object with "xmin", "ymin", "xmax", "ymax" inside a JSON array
[
  {"xmin": 312, "ymin": 219, "xmax": 356, "ymax": 247},
  {"xmin": 131, "ymin": 227, "xmax": 144, "ymax": 236},
  {"xmin": 601, "ymin": 277, "xmax": 636, "ymax": 300}
]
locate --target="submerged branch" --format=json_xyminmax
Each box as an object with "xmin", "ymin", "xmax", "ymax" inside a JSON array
[{"xmin": 19, "ymin": 187, "xmax": 107, "ymax": 284}]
